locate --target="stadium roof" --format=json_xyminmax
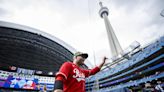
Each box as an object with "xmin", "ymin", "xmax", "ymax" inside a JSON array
[{"xmin": 0, "ymin": 21, "xmax": 76, "ymax": 76}]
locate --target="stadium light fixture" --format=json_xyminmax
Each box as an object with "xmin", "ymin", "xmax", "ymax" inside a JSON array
[
  {"xmin": 103, "ymin": 41, "xmax": 140, "ymax": 70},
  {"xmin": 121, "ymin": 41, "xmax": 140, "ymax": 57},
  {"xmin": 129, "ymin": 41, "xmax": 140, "ymax": 50},
  {"xmin": 48, "ymin": 72, "xmax": 53, "ymax": 75},
  {"xmin": 36, "ymin": 71, "xmax": 42, "ymax": 74}
]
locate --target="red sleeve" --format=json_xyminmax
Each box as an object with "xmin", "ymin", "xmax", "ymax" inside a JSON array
[
  {"xmin": 82, "ymin": 67, "xmax": 100, "ymax": 77},
  {"xmin": 56, "ymin": 62, "xmax": 72, "ymax": 80},
  {"xmin": 56, "ymin": 75, "xmax": 65, "ymax": 81}
]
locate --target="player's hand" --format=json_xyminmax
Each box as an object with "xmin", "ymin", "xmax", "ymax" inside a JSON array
[
  {"xmin": 102, "ymin": 56, "xmax": 107, "ymax": 64},
  {"xmin": 98, "ymin": 56, "xmax": 108, "ymax": 69}
]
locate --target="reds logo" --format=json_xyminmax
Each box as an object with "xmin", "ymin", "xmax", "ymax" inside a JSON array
[{"xmin": 73, "ymin": 68, "xmax": 85, "ymax": 82}]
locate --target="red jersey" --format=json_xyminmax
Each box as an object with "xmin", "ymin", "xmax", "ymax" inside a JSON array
[{"xmin": 56, "ymin": 62, "xmax": 100, "ymax": 92}]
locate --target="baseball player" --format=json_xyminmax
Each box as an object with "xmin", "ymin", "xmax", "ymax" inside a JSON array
[{"xmin": 54, "ymin": 52, "xmax": 107, "ymax": 92}]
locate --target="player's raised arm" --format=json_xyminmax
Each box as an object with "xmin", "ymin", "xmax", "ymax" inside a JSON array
[{"xmin": 83, "ymin": 56, "xmax": 107, "ymax": 77}]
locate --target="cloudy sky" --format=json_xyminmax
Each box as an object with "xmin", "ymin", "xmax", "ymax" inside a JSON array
[{"xmin": 0, "ymin": 0, "xmax": 164, "ymax": 68}]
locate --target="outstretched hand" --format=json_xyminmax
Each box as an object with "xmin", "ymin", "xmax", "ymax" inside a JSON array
[{"xmin": 98, "ymin": 56, "xmax": 108, "ymax": 69}]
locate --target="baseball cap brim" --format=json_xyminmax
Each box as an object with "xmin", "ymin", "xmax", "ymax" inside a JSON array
[{"xmin": 80, "ymin": 53, "xmax": 88, "ymax": 59}]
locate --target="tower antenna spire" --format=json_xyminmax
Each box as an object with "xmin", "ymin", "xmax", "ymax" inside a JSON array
[{"xmin": 99, "ymin": 2, "xmax": 103, "ymax": 8}]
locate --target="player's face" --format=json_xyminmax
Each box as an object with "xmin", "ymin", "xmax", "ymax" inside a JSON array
[{"xmin": 76, "ymin": 55, "xmax": 86, "ymax": 65}]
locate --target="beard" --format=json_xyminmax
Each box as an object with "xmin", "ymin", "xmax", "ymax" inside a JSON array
[{"xmin": 77, "ymin": 60, "xmax": 84, "ymax": 65}]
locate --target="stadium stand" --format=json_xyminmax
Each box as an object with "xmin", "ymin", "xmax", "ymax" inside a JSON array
[{"xmin": 85, "ymin": 36, "xmax": 164, "ymax": 92}]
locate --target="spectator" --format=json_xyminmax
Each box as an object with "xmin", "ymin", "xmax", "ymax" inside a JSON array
[
  {"xmin": 143, "ymin": 83, "xmax": 155, "ymax": 92},
  {"xmin": 155, "ymin": 81, "xmax": 164, "ymax": 92}
]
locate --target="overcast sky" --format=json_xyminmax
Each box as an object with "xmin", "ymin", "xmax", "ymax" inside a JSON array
[{"xmin": 0, "ymin": 0, "xmax": 164, "ymax": 68}]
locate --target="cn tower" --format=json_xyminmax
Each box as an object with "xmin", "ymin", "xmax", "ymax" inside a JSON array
[{"xmin": 99, "ymin": 2, "xmax": 122, "ymax": 57}]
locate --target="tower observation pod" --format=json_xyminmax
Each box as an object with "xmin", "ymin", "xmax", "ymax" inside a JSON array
[{"xmin": 99, "ymin": 2, "xmax": 123, "ymax": 57}]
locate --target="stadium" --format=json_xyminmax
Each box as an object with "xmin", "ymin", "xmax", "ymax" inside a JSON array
[
  {"xmin": 0, "ymin": 21, "xmax": 163, "ymax": 92},
  {"xmin": 85, "ymin": 36, "xmax": 164, "ymax": 92},
  {"xmin": 0, "ymin": 21, "xmax": 77, "ymax": 91},
  {"xmin": 0, "ymin": 1, "xmax": 164, "ymax": 92}
]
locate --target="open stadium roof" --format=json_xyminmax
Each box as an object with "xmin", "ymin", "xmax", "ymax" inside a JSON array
[{"xmin": 0, "ymin": 21, "xmax": 76, "ymax": 76}]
